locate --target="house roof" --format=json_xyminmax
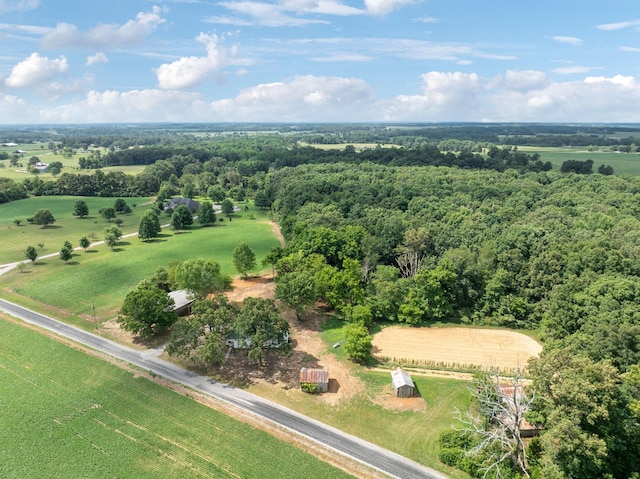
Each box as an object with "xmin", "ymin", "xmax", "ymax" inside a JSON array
[
  {"xmin": 391, "ymin": 368, "xmax": 414, "ymax": 389},
  {"xmin": 168, "ymin": 289, "xmax": 194, "ymax": 310},
  {"xmin": 164, "ymin": 197, "xmax": 200, "ymax": 211},
  {"xmin": 300, "ymin": 368, "xmax": 329, "ymax": 384}
]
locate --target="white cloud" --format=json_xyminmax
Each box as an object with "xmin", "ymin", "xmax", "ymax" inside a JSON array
[
  {"xmin": 552, "ymin": 35, "xmax": 583, "ymax": 46},
  {"xmin": 10, "ymin": 70, "xmax": 640, "ymax": 124},
  {"xmin": 86, "ymin": 52, "xmax": 108, "ymax": 66},
  {"xmin": 553, "ymin": 65, "xmax": 593, "ymax": 74},
  {"xmin": 0, "ymin": 0, "xmax": 39, "ymax": 13},
  {"xmin": 209, "ymin": 75, "xmax": 376, "ymax": 121},
  {"xmin": 364, "ymin": 0, "xmax": 417, "ymax": 16},
  {"xmin": 212, "ymin": 1, "xmax": 330, "ymax": 27},
  {"xmin": 41, "ymin": 6, "xmax": 166, "ymax": 49},
  {"xmin": 500, "ymin": 70, "xmax": 549, "ymax": 93},
  {"xmin": 597, "ymin": 19, "xmax": 640, "ymax": 31},
  {"xmin": 5, "ymin": 52, "xmax": 68, "ymax": 88},
  {"xmin": 621, "ymin": 46, "xmax": 640, "ymax": 52},
  {"xmin": 155, "ymin": 33, "xmax": 242, "ymax": 90},
  {"xmin": 382, "ymin": 71, "xmax": 640, "ymax": 123},
  {"xmin": 39, "ymin": 89, "xmax": 208, "ymax": 123},
  {"xmin": 413, "ymin": 15, "xmax": 438, "ymax": 23}
]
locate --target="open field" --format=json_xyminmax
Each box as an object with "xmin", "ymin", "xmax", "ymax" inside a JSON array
[
  {"xmin": 371, "ymin": 326, "xmax": 542, "ymax": 373},
  {"xmin": 0, "ymin": 196, "xmax": 154, "ymax": 264},
  {"xmin": 0, "ymin": 203, "xmax": 280, "ymax": 328},
  {"xmin": 519, "ymin": 146, "xmax": 640, "ymax": 175},
  {"xmin": 0, "ymin": 317, "xmax": 355, "ymax": 479},
  {"xmin": 241, "ymin": 315, "xmax": 471, "ymax": 479}
]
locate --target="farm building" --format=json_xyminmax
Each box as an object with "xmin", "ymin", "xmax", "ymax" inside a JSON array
[
  {"xmin": 300, "ymin": 368, "xmax": 329, "ymax": 393},
  {"xmin": 391, "ymin": 368, "xmax": 415, "ymax": 398},
  {"xmin": 168, "ymin": 290, "xmax": 194, "ymax": 316},
  {"xmin": 164, "ymin": 197, "xmax": 200, "ymax": 213}
]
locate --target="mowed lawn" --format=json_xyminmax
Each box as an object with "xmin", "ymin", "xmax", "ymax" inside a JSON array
[
  {"xmin": 0, "ymin": 196, "xmax": 155, "ymax": 264},
  {"xmin": 0, "ymin": 199, "xmax": 280, "ymax": 327},
  {"xmin": 0, "ymin": 318, "xmax": 354, "ymax": 479}
]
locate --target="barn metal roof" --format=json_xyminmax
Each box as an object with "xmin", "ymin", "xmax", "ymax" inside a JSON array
[
  {"xmin": 300, "ymin": 368, "xmax": 329, "ymax": 384},
  {"xmin": 391, "ymin": 368, "xmax": 414, "ymax": 389}
]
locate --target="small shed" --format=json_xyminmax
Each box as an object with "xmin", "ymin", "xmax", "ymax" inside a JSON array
[
  {"xmin": 300, "ymin": 368, "xmax": 329, "ymax": 393},
  {"xmin": 168, "ymin": 289, "xmax": 194, "ymax": 316},
  {"xmin": 391, "ymin": 368, "xmax": 415, "ymax": 398}
]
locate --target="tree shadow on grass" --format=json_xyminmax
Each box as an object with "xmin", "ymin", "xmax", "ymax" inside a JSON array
[{"xmin": 119, "ymin": 241, "xmax": 131, "ymax": 247}]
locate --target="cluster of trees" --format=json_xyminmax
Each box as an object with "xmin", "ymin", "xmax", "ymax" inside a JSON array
[
  {"xmin": 118, "ymin": 258, "xmax": 288, "ymax": 365},
  {"xmin": 261, "ymin": 162, "xmax": 640, "ymax": 477}
]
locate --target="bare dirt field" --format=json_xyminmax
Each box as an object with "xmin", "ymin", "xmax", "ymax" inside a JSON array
[{"xmin": 371, "ymin": 326, "xmax": 542, "ymax": 372}]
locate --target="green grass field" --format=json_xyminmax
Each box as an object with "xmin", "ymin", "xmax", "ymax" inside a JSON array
[
  {"xmin": 0, "ymin": 196, "xmax": 154, "ymax": 264},
  {"xmin": 0, "ymin": 318, "xmax": 354, "ymax": 479},
  {"xmin": 519, "ymin": 146, "xmax": 640, "ymax": 175},
  {"xmin": 0, "ymin": 198, "xmax": 280, "ymax": 327},
  {"xmin": 0, "ymin": 145, "xmax": 144, "ymax": 180},
  {"xmin": 249, "ymin": 318, "xmax": 472, "ymax": 479}
]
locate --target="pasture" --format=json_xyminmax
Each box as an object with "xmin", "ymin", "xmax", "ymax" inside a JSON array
[
  {"xmin": 371, "ymin": 326, "xmax": 542, "ymax": 374},
  {"xmin": 0, "ymin": 199, "xmax": 280, "ymax": 328},
  {"xmin": 0, "ymin": 317, "xmax": 354, "ymax": 479},
  {"xmin": 519, "ymin": 146, "xmax": 640, "ymax": 176},
  {"xmin": 0, "ymin": 196, "xmax": 154, "ymax": 264}
]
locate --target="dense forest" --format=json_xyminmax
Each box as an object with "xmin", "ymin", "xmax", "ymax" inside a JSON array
[{"xmin": 2, "ymin": 124, "xmax": 640, "ymax": 478}]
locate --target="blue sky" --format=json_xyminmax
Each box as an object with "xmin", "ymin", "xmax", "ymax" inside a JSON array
[{"xmin": 2, "ymin": 0, "xmax": 640, "ymax": 123}]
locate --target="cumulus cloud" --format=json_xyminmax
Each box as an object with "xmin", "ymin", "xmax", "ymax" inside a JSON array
[
  {"xmin": 5, "ymin": 52, "xmax": 68, "ymax": 88},
  {"xmin": 381, "ymin": 71, "xmax": 640, "ymax": 123},
  {"xmin": 41, "ymin": 6, "xmax": 166, "ymax": 49},
  {"xmin": 552, "ymin": 35, "xmax": 583, "ymax": 46},
  {"xmin": 155, "ymin": 33, "xmax": 242, "ymax": 90},
  {"xmin": 86, "ymin": 52, "xmax": 108, "ymax": 66},
  {"xmin": 209, "ymin": 75, "xmax": 376, "ymax": 121},
  {"xmin": 39, "ymin": 89, "xmax": 208, "ymax": 123},
  {"xmin": 499, "ymin": 70, "xmax": 549, "ymax": 93},
  {"xmin": 9, "ymin": 69, "xmax": 640, "ymax": 124},
  {"xmin": 0, "ymin": 0, "xmax": 39, "ymax": 13}
]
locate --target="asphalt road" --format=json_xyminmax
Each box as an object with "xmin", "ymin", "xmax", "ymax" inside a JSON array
[{"xmin": 0, "ymin": 297, "xmax": 449, "ymax": 479}]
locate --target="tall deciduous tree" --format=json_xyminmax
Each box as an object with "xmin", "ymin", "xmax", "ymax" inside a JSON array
[
  {"xmin": 232, "ymin": 242, "xmax": 256, "ymax": 279},
  {"xmin": 197, "ymin": 201, "xmax": 216, "ymax": 226},
  {"xmin": 221, "ymin": 198, "xmax": 234, "ymax": 217},
  {"xmin": 170, "ymin": 204, "xmax": 193, "ymax": 233},
  {"xmin": 166, "ymin": 297, "xmax": 237, "ymax": 366},
  {"xmin": 344, "ymin": 321, "xmax": 371, "ymax": 363},
  {"xmin": 118, "ymin": 280, "xmax": 177, "ymax": 338},
  {"xmin": 275, "ymin": 270, "xmax": 317, "ymax": 321},
  {"xmin": 99, "ymin": 207, "xmax": 116, "ymax": 222},
  {"xmin": 233, "ymin": 297, "xmax": 290, "ymax": 364},
  {"xmin": 73, "ymin": 200, "xmax": 89, "ymax": 218},
  {"xmin": 104, "ymin": 225, "xmax": 122, "ymax": 251},
  {"xmin": 174, "ymin": 258, "xmax": 231, "ymax": 299},
  {"xmin": 79, "ymin": 236, "xmax": 90, "ymax": 251},
  {"xmin": 32, "ymin": 209, "xmax": 55, "ymax": 228},
  {"xmin": 138, "ymin": 209, "xmax": 161, "ymax": 242},
  {"xmin": 59, "ymin": 244, "xmax": 73, "ymax": 263}
]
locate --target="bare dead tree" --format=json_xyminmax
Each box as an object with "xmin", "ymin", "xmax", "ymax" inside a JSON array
[
  {"xmin": 396, "ymin": 251, "xmax": 422, "ymax": 278},
  {"xmin": 456, "ymin": 370, "xmax": 535, "ymax": 478}
]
